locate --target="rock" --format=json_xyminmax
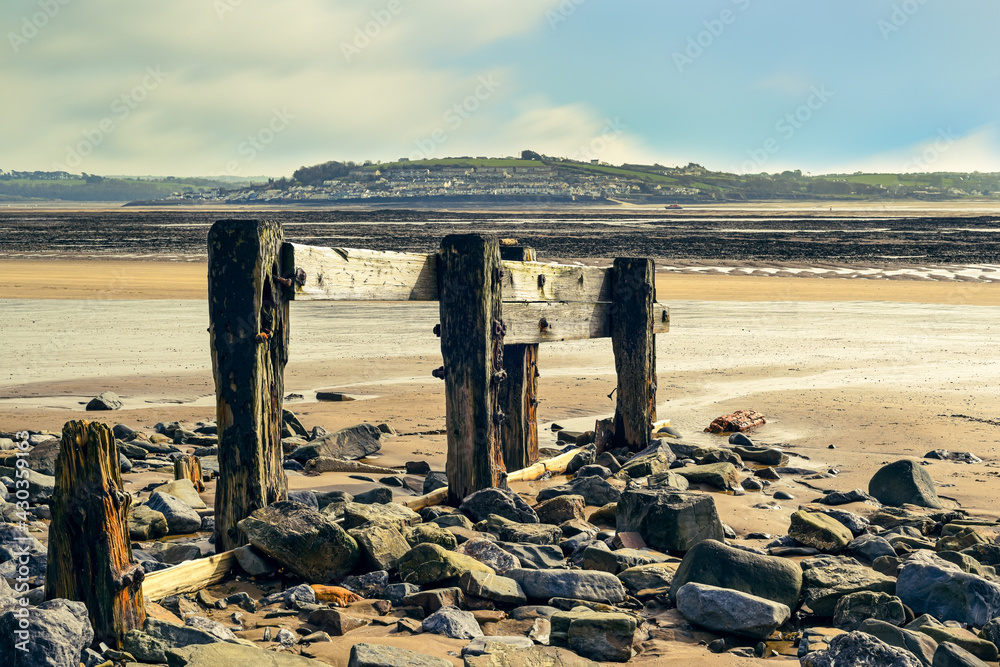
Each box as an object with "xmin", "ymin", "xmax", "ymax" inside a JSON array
[
  {"xmin": 354, "ymin": 487, "xmax": 393, "ymax": 505},
  {"xmin": 802, "ymin": 558, "xmax": 897, "ymax": 617},
  {"xmin": 913, "ymin": 624, "xmax": 997, "ymax": 663},
  {"xmin": 397, "ymin": 543, "xmax": 495, "ymax": 586},
  {"xmin": 869, "ymin": 460, "xmax": 944, "ymax": 509},
  {"xmin": 646, "ymin": 470, "xmax": 690, "ymax": 491},
  {"xmin": 536, "ymin": 476, "xmax": 621, "ymax": 507},
  {"xmin": 153, "ymin": 479, "xmax": 208, "ymax": 510},
  {"xmin": 287, "ymin": 490, "xmax": 318, "ymax": 510},
  {"xmin": 789, "ymin": 510, "xmax": 854, "ymax": 554},
  {"xmin": 307, "ymin": 608, "xmax": 371, "ymax": 636},
  {"xmin": 287, "ymin": 423, "xmax": 382, "ymax": 462},
  {"xmin": 456, "ymin": 539, "xmax": 521, "ymax": 575},
  {"xmin": 166, "ymin": 641, "xmax": 328, "ymax": 667},
  {"xmin": 575, "ymin": 465, "xmax": 611, "ymax": 479},
  {"xmin": 145, "ymin": 541, "xmax": 202, "ymax": 565},
  {"xmin": 463, "ymin": 637, "xmax": 535, "ymax": 656},
  {"xmin": 834, "ymin": 591, "xmax": 906, "ymax": 631},
  {"xmin": 565, "ymin": 445, "xmax": 596, "ymax": 475},
  {"xmin": 237, "ymin": 501, "xmax": 359, "ymax": 582},
  {"xmin": 460, "ymin": 571, "xmax": 526, "ymax": 606},
  {"xmin": 431, "ymin": 513, "xmax": 474, "ymax": 530},
  {"xmin": 500, "ymin": 523, "xmax": 562, "ymax": 545},
  {"xmin": 801, "ymin": 631, "xmax": 924, "ymax": 667},
  {"xmin": 932, "ymin": 642, "xmax": 991, "ymax": 667},
  {"xmin": 232, "ymin": 545, "xmax": 276, "ymax": 576},
  {"xmin": 550, "ymin": 610, "xmax": 636, "ymax": 662},
  {"xmin": 961, "ymin": 543, "xmax": 1000, "ymax": 567},
  {"xmin": 405, "ymin": 523, "xmax": 458, "ymax": 550},
  {"xmin": 618, "ymin": 450, "xmax": 675, "ymax": 479},
  {"xmin": 675, "ymin": 582, "xmax": 791, "ymax": 639},
  {"xmin": 423, "ymin": 471, "xmax": 448, "ymax": 494},
  {"xmin": 185, "ymin": 615, "xmax": 239, "ymax": 641},
  {"xmin": 846, "ymin": 534, "xmax": 897, "ymax": 565},
  {"xmin": 461, "ymin": 488, "xmax": 539, "ymax": 524},
  {"xmin": 342, "ymin": 502, "xmax": 421, "ymax": 530},
  {"xmin": 349, "ymin": 522, "xmax": 410, "ymax": 571},
  {"xmin": 858, "ymin": 619, "xmax": 938, "ymax": 666},
  {"xmin": 817, "ymin": 508, "xmax": 871, "ymax": 536},
  {"xmin": 0, "ymin": 466, "xmax": 54, "ymax": 504},
  {"xmin": 496, "ymin": 543, "xmax": 566, "ymax": 570},
  {"xmin": 670, "ymin": 539, "xmax": 801, "ymax": 609},
  {"xmin": 897, "ymin": 559, "xmax": 1000, "ymax": 627},
  {"xmin": 281, "ymin": 409, "xmax": 309, "ymax": 439},
  {"xmin": 508, "ymin": 568, "xmax": 626, "ymax": 604},
  {"xmin": 403, "ymin": 586, "xmax": 465, "ymax": 613},
  {"xmin": 822, "ymin": 488, "xmax": 880, "ymax": 506},
  {"xmin": 673, "ymin": 462, "xmax": 740, "ymax": 490},
  {"xmin": 616, "ymin": 488, "xmax": 725, "ymax": 554},
  {"xmin": 348, "ymin": 642, "xmax": 452, "ymax": 667},
  {"xmin": 382, "ymin": 582, "xmax": 420, "ymax": 606},
  {"xmin": 732, "ymin": 445, "xmax": 783, "ymax": 465},
  {"xmin": 534, "ymin": 495, "xmax": 585, "ymax": 525},
  {"xmin": 422, "ymin": 606, "xmax": 483, "ymax": 639},
  {"xmin": 618, "ymin": 562, "xmax": 675, "ymax": 594},
  {"xmin": 86, "ymin": 391, "xmax": 123, "ymax": 410},
  {"xmin": 126, "ymin": 503, "xmax": 167, "ymax": 541},
  {"xmin": 581, "ymin": 546, "xmax": 667, "ymax": 575},
  {"xmin": 464, "ymin": 644, "xmax": 600, "ymax": 666},
  {"xmin": 925, "ymin": 450, "xmax": 983, "ymax": 464},
  {"xmin": 146, "ymin": 491, "xmax": 203, "ymax": 535},
  {"xmin": 0, "ymin": 598, "xmax": 93, "ymax": 667},
  {"xmin": 25, "ymin": 439, "xmax": 59, "ymax": 476}
]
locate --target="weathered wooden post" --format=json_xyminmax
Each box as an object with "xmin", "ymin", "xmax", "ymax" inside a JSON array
[
  {"xmin": 498, "ymin": 242, "xmax": 540, "ymax": 472},
  {"xmin": 45, "ymin": 420, "xmax": 145, "ymax": 648},
  {"xmin": 174, "ymin": 454, "xmax": 205, "ymax": 492},
  {"xmin": 208, "ymin": 219, "xmax": 290, "ymax": 551},
  {"xmin": 438, "ymin": 234, "xmax": 508, "ymax": 504},
  {"xmin": 611, "ymin": 258, "xmax": 657, "ymax": 451}
]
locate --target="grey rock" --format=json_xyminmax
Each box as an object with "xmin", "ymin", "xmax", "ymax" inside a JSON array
[
  {"xmin": 616, "ymin": 488, "xmax": 725, "ymax": 554},
  {"xmin": 287, "ymin": 423, "xmax": 382, "ymax": 462},
  {"xmin": 847, "ymin": 534, "xmax": 897, "ymax": 564},
  {"xmin": 342, "ymin": 502, "xmax": 421, "ymax": 530},
  {"xmin": 0, "ymin": 466, "xmax": 55, "ymax": 504},
  {"xmin": 676, "ymin": 582, "xmax": 791, "ymax": 639},
  {"xmin": 802, "ymin": 631, "xmax": 924, "ymax": 667},
  {"xmin": 0, "ymin": 523, "xmax": 46, "ymax": 562},
  {"xmin": 575, "ymin": 465, "xmax": 612, "ymax": 479},
  {"xmin": 456, "ymin": 539, "xmax": 521, "ymax": 575},
  {"xmin": 821, "ymin": 488, "xmax": 880, "ymax": 506},
  {"xmin": 349, "ymin": 642, "xmax": 451, "ymax": 667},
  {"xmin": 897, "ymin": 559, "xmax": 1000, "ymax": 627},
  {"xmin": 550, "ymin": 609, "xmax": 636, "ymax": 662},
  {"xmin": 0, "ymin": 598, "xmax": 93, "ymax": 667},
  {"xmin": 259, "ymin": 583, "xmax": 316, "ymax": 607},
  {"xmin": 508, "ymin": 568, "xmax": 626, "ymax": 604},
  {"xmin": 496, "ymin": 543, "xmax": 566, "ymax": 570},
  {"xmin": 460, "ymin": 488, "xmax": 539, "ymax": 524},
  {"xmin": 834, "ymin": 591, "xmax": 907, "ymax": 631},
  {"xmin": 802, "ymin": 557, "xmax": 897, "ymax": 617},
  {"xmin": 462, "ymin": 636, "xmax": 534, "ymax": 656},
  {"xmin": 460, "ymin": 570, "xmax": 526, "ymax": 605},
  {"xmin": 421, "ymin": 606, "xmax": 483, "ymax": 640},
  {"xmin": 858, "ymin": 619, "xmax": 938, "ymax": 666},
  {"xmin": 932, "ymin": 642, "xmax": 990, "ymax": 667},
  {"xmin": 146, "ymin": 491, "xmax": 203, "ymax": 535},
  {"xmin": 817, "ymin": 508, "xmax": 871, "ymax": 535},
  {"xmin": 287, "ymin": 490, "xmax": 318, "ymax": 510},
  {"xmin": 565, "ymin": 444, "xmax": 596, "ymax": 475},
  {"xmin": 166, "ymin": 641, "xmax": 328, "ymax": 666},
  {"xmin": 233, "ymin": 544, "xmax": 277, "ymax": 576},
  {"xmin": 869, "ymin": 460, "xmax": 944, "ymax": 509},
  {"xmin": 382, "ymin": 582, "xmax": 420, "ymax": 606},
  {"xmin": 86, "ymin": 391, "xmax": 122, "ymax": 411},
  {"xmin": 536, "ymin": 476, "xmax": 621, "ymax": 507},
  {"xmin": 354, "ymin": 487, "xmax": 393, "ymax": 505},
  {"xmin": 423, "ymin": 471, "xmax": 448, "ymax": 494},
  {"xmin": 349, "ymin": 522, "xmax": 410, "ymax": 571},
  {"xmin": 618, "ymin": 563, "xmax": 674, "ymax": 594}
]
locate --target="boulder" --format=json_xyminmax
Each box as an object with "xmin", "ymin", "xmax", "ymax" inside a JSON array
[
  {"xmin": 288, "ymin": 423, "xmax": 382, "ymax": 462},
  {"xmin": 349, "ymin": 523, "xmax": 410, "ymax": 571},
  {"xmin": 536, "ymin": 476, "xmax": 621, "ymax": 507},
  {"xmin": 463, "ymin": 644, "xmax": 600, "ymax": 667},
  {"xmin": 732, "ymin": 445, "xmax": 783, "ymax": 465},
  {"xmin": 790, "ymin": 510, "xmax": 854, "ymax": 554},
  {"xmin": 307, "ymin": 608, "xmax": 371, "ymax": 636},
  {"xmin": 496, "ymin": 543, "xmax": 566, "ymax": 570},
  {"xmin": 500, "ymin": 523, "xmax": 562, "ymax": 545},
  {"xmin": 821, "ymin": 488, "xmax": 880, "ymax": 506},
  {"xmin": 86, "ymin": 391, "xmax": 123, "ymax": 410},
  {"xmin": 422, "ymin": 606, "xmax": 483, "ymax": 640},
  {"xmin": 676, "ymin": 582, "xmax": 791, "ymax": 639},
  {"xmin": 342, "ymin": 502, "xmax": 421, "ymax": 530},
  {"xmin": 0, "ymin": 466, "xmax": 55, "ymax": 504},
  {"xmin": 802, "ymin": 558, "xmax": 897, "ymax": 617},
  {"xmin": 846, "ymin": 534, "xmax": 896, "ymax": 564},
  {"xmin": 0, "ymin": 598, "xmax": 93, "ymax": 667},
  {"xmin": 859, "ymin": 619, "xmax": 938, "ymax": 666},
  {"xmin": 354, "ymin": 487, "xmax": 393, "ymax": 505},
  {"xmin": 897, "ymin": 560, "xmax": 1000, "ymax": 627},
  {"xmin": 233, "ymin": 545, "xmax": 277, "ymax": 576},
  {"xmin": 533, "ymin": 495, "xmax": 585, "ymax": 525},
  {"xmin": 423, "ymin": 472, "xmax": 448, "ymax": 494},
  {"xmin": 405, "ymin": 523, "xmax": 458, "ymax": 551},
  {"xmin": 146, "ymin": 491, "xmax": 203, "ymax": 535},
  {"xmin": 551, "ymin": 610, "xmax": 636, "ymax": 662},
  {"xmin": 166, "ymin": 641, "xmax": 328, "ymax": 667},
  {"xmin": 669, "ymin": 539, "xmax": 801, "ymax": 609},
  {"xmin": 618, "ymin": 562, "xmax": 675, "ymax": 595},
  {"xmin": 455, "ymin": 539, "xmax": 521, "ymax": 575},
  {"xmin": 237, "ymin": 501, "xmax": 359, "ymax": 582},
  {"xmin": 802, "ymin": 631, "xmax": 925, "ymax": 667},
  {"xmin": 508, "ymin": 568, "xmax": 626, "ymax": 604},
  {"xmin": 26, "ymin": 439, "xmax": 59, "ymax": 476},
  {"xmin": 673, "ymin": 462, "xmax": 740, "ymax": 490},
  {"xmin": 618, "ymin": 450, "xmax": 675, "ymax": 479},
  {"xmin": 616, "ymin": 489, "xmax": 725, "ymax": 554},
  {"xmin": 581, "ymin": 546, "xmax": 668, "ymax": 575},
  {"xmin": 646, "ymin": 470, "xmax": 690, "ymax": 491},
  {"xmin": 152, "ymin": 478, "xmax": 207, "ymax": 510},
  {"xmin": 397, "ymin": 543, "xmax": 495, "ymax": 586},
  {"xmin": 834, "ymin": 591, "xmax": 906, "ymax": 631},
  {"xmin": 348, "ymin": 643, "xmax": 452, "ymax": 667},
  {"xmin": 932, "ymin": 642, "xmax": 992, "ymax": 667},
  {"xmin": 913, "ymin": 624, "xmax": 997, "ymax": 663},
  {"xmin": 460, "ymin": 571, "xmax": 527, "ymax": 606},
  {"xmin": 565, "ymin": 445, "xmax": 596, "ymax": 475},
  {"xmin": 869, "ymin": 460, "xmax": 943, "ymax": 509},
  {"xmin": 460, "ymin": 488, "xmax": 540, "ymax": 524}
]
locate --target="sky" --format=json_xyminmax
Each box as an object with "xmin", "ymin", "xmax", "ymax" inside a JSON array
[{"xmin": 3, "ymin": 0, "xmax": 1000, "ymax": 178}]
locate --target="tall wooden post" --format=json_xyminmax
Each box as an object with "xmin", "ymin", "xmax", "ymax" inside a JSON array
[
  {"xmin": 438, "ymin": 234, "xmax": 508, "ymax": 504},
  {"xmin": 611, "ymin": 258, "xmax": 656, "ymax": 452},
  {"xmin": 45, "ymin": 420, "xmax": 145, "ymax": 648},
  {"xmin": 208, "ymin": 219, "xmax": 290, "ymax": 551},
  {"xmin": 174, "ymin": 454, "xmax": 205, "ymax": 492},
  {"xmin": 498, "ymin": 243, "xmax": 540, "ymax": 473}
]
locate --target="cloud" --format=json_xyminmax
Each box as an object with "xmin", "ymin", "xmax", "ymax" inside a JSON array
[{"xmin": 833, "ymin": 125, "xmax": 1000, "ymax": 174}]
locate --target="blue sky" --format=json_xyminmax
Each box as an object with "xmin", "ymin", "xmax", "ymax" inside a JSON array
[{"xmin": 3, "ymin": 0, "xmax": 999, "ymax": 176}]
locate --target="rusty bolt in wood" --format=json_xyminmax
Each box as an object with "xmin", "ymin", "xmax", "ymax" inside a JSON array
[
  {"xmin": 273, "ymin": 274, "xmax": 293, "ymax": 288},
  {"xmin": 433, "ymin": 324, "xmax": 441, "ymax": 337},
  {"xmin": 537, "ymin": 274, "xmax": 546, "ymax": 287},
  {"xmin": 538, "ymin": 318, "xmax": 549, "ymax": 331},
  {"xmin": 294, "ymin": 268, "xmax": 307, "ymax": 286},
  {"xmin": 432, "ymin": 366, "xmax": 446, "ymax": 380}
]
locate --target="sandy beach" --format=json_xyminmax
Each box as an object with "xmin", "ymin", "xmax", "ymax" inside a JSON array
[{"xmin": 2, "ymin": 256, "xmax": 999, "ymax": 665}]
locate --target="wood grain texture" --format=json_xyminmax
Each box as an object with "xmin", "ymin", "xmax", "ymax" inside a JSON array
[
  {"xmin": 499, "ymin": 343, "xmax": 539, "ymax": 473},
  {"xmin": 208, "ymin": 220, "xmax": 289, "ymax": 551},
  {"xmin": 611, "ymin": 258, "xmax": 657, "ymax": 452},
  {"xmin": 173, "ymin": 455, "xmax": 204, "ymax": 492},
  {"xmin": 438, "ymin": 234, "xmax": 508, "ymax": 504},
  {"xmin": 45, "ymin": 420, "xmax": 145, "ymax": 648},
  {"xmin": 141, "ymin": 550, "xmax": 236, "ymax": 601},
  {"xmin": 503, "ymin": 301, "xmax": 668, "ymax": 344}
]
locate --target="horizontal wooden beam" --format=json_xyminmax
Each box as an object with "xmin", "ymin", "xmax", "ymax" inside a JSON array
[
  {"xmin": 288, "ymin": 243, "xmax": 612, "ymax": 303},
  {"xmin": 141, "ymin": 550, "xmax": 236, "ymax": 601},
  {"xmin": 503, "ymin": 301, "xmax": 669, "ymax": 344}
]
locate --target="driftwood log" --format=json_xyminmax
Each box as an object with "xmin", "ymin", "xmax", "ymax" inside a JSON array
[
  {"xmin": 173, "ymin": 454, "xmax": 204, "ymax": 492},
  {"xmin": 45, "ymin": 420, "xmax": 145, "ymax": 648},
  {"xmin": 208, "ymin": 220, "xmax": 290, "ymax": 551},
  {"xmin": 141, "ymin": 550, "xmax": 236, "ymax": 602}
]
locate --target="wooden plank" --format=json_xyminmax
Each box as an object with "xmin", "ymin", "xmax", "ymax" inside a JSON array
[
  {"xmin": 141, "ymin": 551, "xmax": 236, "ymax": 601},
  {"xmin": 438, "ymin": 234, "xmax": 508, "ymax": 504},
  {"xmin": 208, "ymin": 220, "xmax": 289, "ymax": 552},
  {"xmin": 500, "ymin": 343, "xmax": 539, "ymax": 473},
  {"xmin": 290, "ymin": 243, "xmax": 438, "ymax": 301},
  {"xmin": 611, "ymin": 258, "xmax": 657, "ymax": 452},
  {"xmin": 288, "ymin": 243, "xmax": 612, "ymax": 304},
  {"xmin": 46, "ymin": 420, "xmax": 145, "ymax": 648},
  {"xmin": 503, "ymin": 301, "xmax": 668, "ymax": 344},
  {"xmin": 400, "ymin": 487, "xmax": 449, "ymax": 511}
]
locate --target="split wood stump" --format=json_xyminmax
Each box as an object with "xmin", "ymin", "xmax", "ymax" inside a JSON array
[
  {"xmin": 173, "ymin": 454, "xmax": 205, "ymax": 492},
  {"xmin": 208, "ymin": 219, "xmax": 290, "ymax": 551},
  {"xmin": 45, "ymin": 420, "xmax": 145, "ymax": 648}
]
